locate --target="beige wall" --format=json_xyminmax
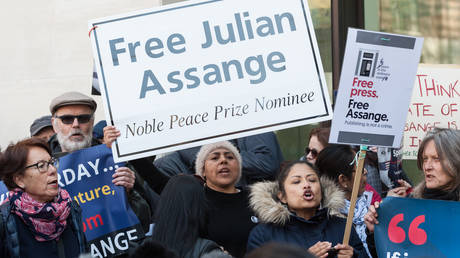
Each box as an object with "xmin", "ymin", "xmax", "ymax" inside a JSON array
[{"xmin": 0, "ymin": 0, "xmax": 161, "ymax": 149}]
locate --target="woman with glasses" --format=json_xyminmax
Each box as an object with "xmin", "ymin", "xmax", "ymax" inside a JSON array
[
  {"xmin": 302, "ymin": 127, "xmax": 330, "ymax": 164},
  {"xmin": 0, "ymin": 137, "xmax": 87, "ymax": 258}
]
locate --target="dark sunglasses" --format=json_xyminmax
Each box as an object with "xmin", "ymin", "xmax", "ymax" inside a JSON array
[
  {"xmin": 305, "ymin": 147, "xmax": 319, "ymax": 158},
  {"xmin": 55, "ymin": 114, "xmax": 93, "ymax": 125}
]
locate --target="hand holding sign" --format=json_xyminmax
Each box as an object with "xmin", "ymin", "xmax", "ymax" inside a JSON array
[
  {"xmin": 364, "ymin": 201, "xmax": 380, "ymax": 233},
  {"xmin": 333, "ymin": 244, "xmax": 354, "ymax": 258},
  {"xmin": 307, "ymin": 241, "xmax": 332, "ymax": 258},
  {"xmin": 112, "ymin": 166, "xmax": 135, "ymax": 191},
  {"xmin": 57, "ymin": 145, "xmax": 144, "ymax": 257},
  {"xmin": 103, "ymin": 125, "xmax": 121, "ymax": 148},
  {"xmin": 103, "ymin": 125, "xmax": 135, "ymax": 191}
]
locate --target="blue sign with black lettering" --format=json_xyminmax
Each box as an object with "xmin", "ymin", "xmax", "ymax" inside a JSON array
[
  {"xmin": 58, "ymin": 145, "xmax": 144, "ymax": 257},
  {"xmin": 375, "ymin": 197, "xmax": 460, "ymax": 258}
]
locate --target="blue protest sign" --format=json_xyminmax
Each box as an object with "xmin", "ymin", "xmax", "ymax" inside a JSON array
[
  {"xmin": 375, "ymin": 196, "xmax": 460, "ymax": 258},
  {"xmin": 57, "ymin": 144, "xmax": 144, "ymax": 257},
  {"xmin": 0, "ymin": 181, "xmax": 8, "ymax": 204}
]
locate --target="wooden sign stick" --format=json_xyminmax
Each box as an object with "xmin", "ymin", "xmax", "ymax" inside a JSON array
[{"xmin": 342, "ymin": 145, "xmax": 367, "ymax": 245}]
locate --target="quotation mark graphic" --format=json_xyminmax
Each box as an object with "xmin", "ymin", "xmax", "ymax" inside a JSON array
[{"xmin": 388, "ymin": 214, "xmax": 427, "ymax": 245}]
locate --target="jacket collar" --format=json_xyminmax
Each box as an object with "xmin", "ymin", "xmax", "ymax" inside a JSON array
[
  {"xmin": 411, "ymin": 181, "xmax": 460, "ymax": 200},
  {"xmin": 249, "ymin": 176, "xmax": 346, "ymax": 226}
]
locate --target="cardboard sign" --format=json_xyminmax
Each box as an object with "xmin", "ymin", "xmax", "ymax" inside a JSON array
[
  {"xmin": 330, "ymin": 29, "xmax": 423, "ymax": 148},
  {"xmin": 57, "ymin": 145, "xmax": 143, "ymax": 258},
  {"xmin": 89, "ymin": 0, "xmax": 332, "ymax": 162},
  {"xmin": 375, "ymin": 197, "xmax": 460, "ymax": 257},
  {"xmin": 403, "ymin": 64, "xmax": 460, "ymax": 159}
]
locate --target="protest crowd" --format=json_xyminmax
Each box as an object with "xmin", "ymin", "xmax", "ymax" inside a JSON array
[
  {"xmin": 0, "ymin": 89, "xmax": 458, "ymax": 258},
  {"xmin": 1, "ymin": 0, "xmax": 460, "ymax": 257}
]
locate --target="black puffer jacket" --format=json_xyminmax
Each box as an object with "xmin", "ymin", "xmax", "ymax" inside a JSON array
[{"xmin": 247, "ymin": 177, "xmax": 369, "ymax": 257}]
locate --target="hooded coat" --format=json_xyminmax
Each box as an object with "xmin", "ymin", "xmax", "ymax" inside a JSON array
[{"xmin": 246, "ymin": 177, "xmax": 369, "ymax": 257}]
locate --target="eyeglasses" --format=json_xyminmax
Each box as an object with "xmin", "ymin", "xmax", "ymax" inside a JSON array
[
  {"xmin": 25, "ymin": 157, "xmax": 59, "ymax": 173},
  {"xmin": 305, "ymin": 147, "xmax": 319, "ymax": 159},
  {"xmin": 55, "ymin": 114, "xmax": 93, "ymax": 125}
]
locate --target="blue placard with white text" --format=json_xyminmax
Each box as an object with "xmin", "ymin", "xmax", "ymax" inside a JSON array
[
  {"xmin": 375, "ymin": 197, "xmax": 460, "ymax": 258},
  {"xmin": 58, "ymin": 144, "xmax": 144, "ymax": 257}
]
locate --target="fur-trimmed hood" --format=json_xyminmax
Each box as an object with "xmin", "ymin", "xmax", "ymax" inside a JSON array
[{"xmin": 249, "ymin": 176, "xmax": 346, "ymax": 226}]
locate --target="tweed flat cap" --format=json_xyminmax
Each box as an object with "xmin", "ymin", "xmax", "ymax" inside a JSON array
[{"xmin": 50, "ymin": 91, "xmax": 97, "ymax": 114}]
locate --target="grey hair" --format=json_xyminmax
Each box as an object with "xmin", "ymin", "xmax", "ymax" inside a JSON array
[{"xmin": 417, "ymin": 128, "xmax": 460, "ymax": 190}]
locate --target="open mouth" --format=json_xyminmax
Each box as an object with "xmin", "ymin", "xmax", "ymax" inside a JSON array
[
  {"xmin": 303, "ymin": 190, "xmax": 314, "ymax": 201},
  {"xmin": 48, "ymin": 179, "xmax": 58, "ymax": 187},
  {"xmin": 218, "ymin": 168, "xmax": 231, "ymax": 175},
  {"xmin": 425, "ymin": 174, "xmax": 435, "ymax": 180}
]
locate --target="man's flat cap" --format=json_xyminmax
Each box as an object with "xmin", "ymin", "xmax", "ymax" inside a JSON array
[
  {"xmin": 30, "ymin": 115, "xmax": 53, "ymax": 136},
  {"xmin": 50, "ymin": 91, "xmax": 97, "ymax": 114}
]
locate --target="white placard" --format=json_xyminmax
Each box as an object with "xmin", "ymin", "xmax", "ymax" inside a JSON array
[
  {"xmin": 89, "ymin": 0, "xmax": 332, "ymax": 162},
  {"xmin": 329, "ymin": 28, "xmax": 423, "ymax": 148},
  {"xmin": 402, "ymin": 64, "xmax": 460, "ymax": 159}
]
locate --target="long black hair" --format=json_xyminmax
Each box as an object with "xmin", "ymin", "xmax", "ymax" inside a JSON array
[
  {"xmin": 151, "ymin": 175, "xmax": 208, "ymax": 257},
  {"xmin": 315, "ymin": 144, "xmax": 356, "ymax": 182}
]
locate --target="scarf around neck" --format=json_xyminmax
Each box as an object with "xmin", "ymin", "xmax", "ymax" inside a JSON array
[
  {"xmin": 9, "ymin": 188, "xmax": 72, "ymax": 241},
  {"xmin": 421, "ymin": 187, "xmax": 459, "ymax": 201}
]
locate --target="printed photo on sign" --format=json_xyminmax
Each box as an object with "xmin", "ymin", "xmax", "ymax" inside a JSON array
[
  {"xmin": 58, "ymin": 145, "xmax": 144, "ymax": 258},
  {"xmin": 329, "ymin": 28, "xmax": 423, "ymax": 148}
]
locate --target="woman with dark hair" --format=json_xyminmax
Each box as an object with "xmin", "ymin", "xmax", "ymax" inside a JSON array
[
  {"xmin": 247, "ymin": 160, "xmax": 368, "ymax": 257},
  {"xmin": 150, "ymin": 174, "xmax": 224, "ymax": 258},
  {"xmin": 0, "ymin": 137, "xmax": 87, "ymax": 258},
  {"xmin": 302, "ymin": 127, "xmax": 382, "ymax": 205},
  {"xmin": 315, "ymin": 145, "xmax": 372, "ymax": 256},
  {"xmin": 195, "ymin": 141, "xmax": 257, "ymax": 258},
  {"xmin": 303, "ymin": 127, "xmax": 330, "ymax": 164}
]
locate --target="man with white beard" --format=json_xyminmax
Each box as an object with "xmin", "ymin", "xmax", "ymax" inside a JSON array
[
  {"xmin": 48, "ymin": 91, "xmax": 136, "ymax": 191},
  {"xmin": 47, "ymin": 91, "xmax": 158, "ymax": 237}
]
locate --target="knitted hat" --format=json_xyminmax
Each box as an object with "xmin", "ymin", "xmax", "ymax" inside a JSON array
[{"xmin": 195, "ymin": 141, "xmax": 242, "ymax": 182}]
